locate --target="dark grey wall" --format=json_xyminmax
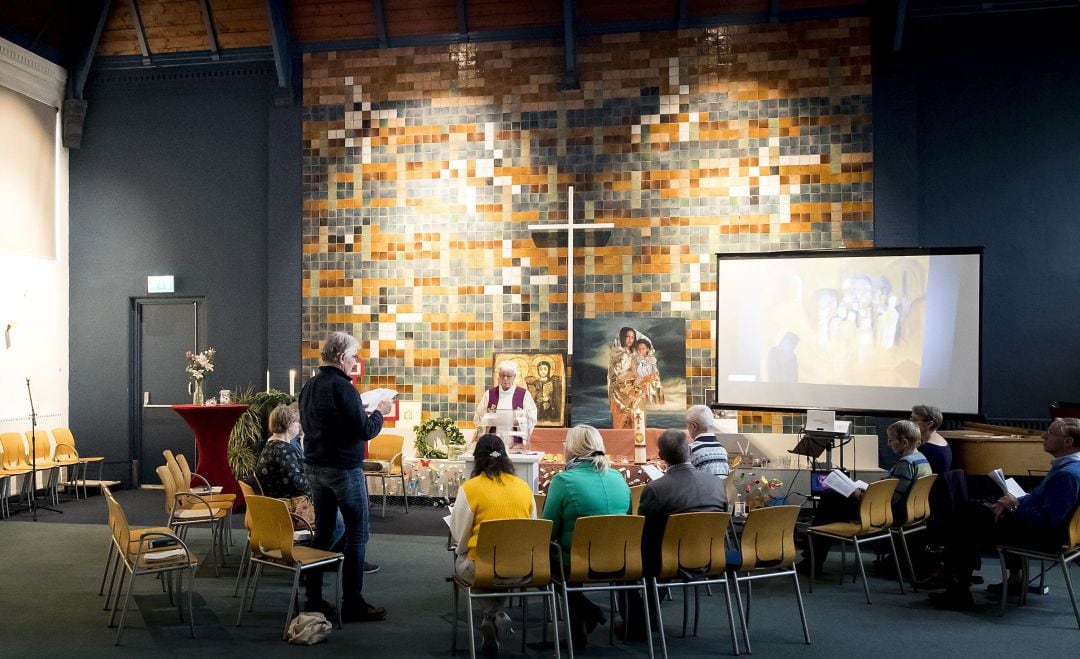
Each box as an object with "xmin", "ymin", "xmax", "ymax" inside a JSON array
[
  {"xmin": 874, "ymin": 9, "xmax": 1080, "ymax": 420},
  {"xmin": 69, "ymin": 63, "xmax": 301, "ymax": 478}
]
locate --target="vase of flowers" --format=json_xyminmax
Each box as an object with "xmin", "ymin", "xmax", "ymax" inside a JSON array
[{"xmin": 185, "ymin": 347, "xmax": 216, "ymax": 405}]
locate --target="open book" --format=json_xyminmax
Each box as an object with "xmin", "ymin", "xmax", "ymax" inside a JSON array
[
  {"xmin": 989, "ymin": 468, "xmax": 1027, "ymax": 499},
  {"xmin": 823, "ymin": 469, "xmax": 868, "ymax": 498}
]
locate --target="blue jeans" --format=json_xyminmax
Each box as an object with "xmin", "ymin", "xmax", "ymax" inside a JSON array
[{"xmin": 305, "ymin": 464, "xmax": 369, "ymax": 605}]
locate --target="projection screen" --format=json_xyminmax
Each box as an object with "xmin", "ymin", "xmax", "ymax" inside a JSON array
[{"xmin": 714, "ymin": 248, "xmax": 982, "ymax": 415}]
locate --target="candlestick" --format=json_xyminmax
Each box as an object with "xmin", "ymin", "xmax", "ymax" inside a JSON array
[
  {"xmin": 265, "ymin": 369, "xmax": 270, "ymax": 393},
  {"xmin": 289, "ymin": 369, "xmax": 296, "ymax": 397}
]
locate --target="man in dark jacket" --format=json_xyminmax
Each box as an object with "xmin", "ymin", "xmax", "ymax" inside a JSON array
[{"xmin": 300, "ymin": 331, "xmax": 393, "ymax": 622}]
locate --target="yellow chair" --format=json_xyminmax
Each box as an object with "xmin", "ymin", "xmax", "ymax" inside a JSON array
[
  {"xmin": 51, "ymin": 427, "xmax": 107, "ymax": 499},
  {"xmin": 164, "ymin": 450, "xmax": 235, "ymax": 545},
  {"xmin": 365, "ymin": 433, "xmax": 408, "ymax": 516},
  {"xmin": 556, "ymin": 514, "xmax": 654, "ymax": 659},
  {"xmin": 451, "ymin": 518, "xmax": 562, "ymax": 658},
  {"xmin": 0, "ymin": 432, "xmax": 33, "ymax": 518},
  {"xmin": 651, "ymin": 511, "xmax": 739, "ymax": 656},
  {"xmin": 997, "ymin": 503, "xmax": 1080, "ymax": 628},
  {"xmin": 534, "ymin": 493, "xmax": 547, "ymax": 517},
  {"xmin": 807, "ymin": 478, "xmax": 905, "ymax": 603},
  {"xmin": 103, "ymin": 487, "xmax": 199, "ymax": 645},
  {"xmin": 99, "ymin": 483, "xmax": 175, "ymax": 605},
  {"xmin": 630, "ymin": 484, "xmax": 645, "ymax": 515},
  {"xmin": 891, "ymin": 474, "xmax": 938, "ymax": 589},
  {"xmin": 24, "ymin": 429, "xmax": 62, "ymax": 505},
  {"xmin": 157, "ymin": 464, "xmax": 229, "ymax": 576},
  {"xmin": 233, "ymin": 480, "xmax": 315, "ymax": 597},
  {"xmin": 237, "ymin": 495, "xmax": 344, "ymax": 639},
  {"xmin": 729, "ymin": 505, "xmax": 810, "ymax": 653}
]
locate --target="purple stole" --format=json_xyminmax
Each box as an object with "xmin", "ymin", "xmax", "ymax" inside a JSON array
[{"xmin": 484, "ymin": 386, "xmax": 526, "ymax": 434}]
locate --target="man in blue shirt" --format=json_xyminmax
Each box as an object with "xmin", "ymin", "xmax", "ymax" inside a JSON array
[{"xmin": 930, "ymin": 417, "xmax": 1080, "ymax": 608}]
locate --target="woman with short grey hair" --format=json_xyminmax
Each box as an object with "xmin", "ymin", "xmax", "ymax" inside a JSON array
[{"xmin": 911, "ymin": 404, "xmax": 951, "ymax": 473}]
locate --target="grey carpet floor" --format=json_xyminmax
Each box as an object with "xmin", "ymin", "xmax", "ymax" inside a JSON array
[{"xmin": 3, "ymin": 503, "xmax": 1080, "ymax": 656}]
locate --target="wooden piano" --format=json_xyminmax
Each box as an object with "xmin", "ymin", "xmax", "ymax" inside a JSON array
[{"xmin": 940, "ymin": 422, "xmax": 1050, "ymax": 477}]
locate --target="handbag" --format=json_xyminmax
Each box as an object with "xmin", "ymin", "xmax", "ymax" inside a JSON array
[
  {"xmin": 288, "ymin": 495, "xmax": 316, "ymax": 527},
  {"xmin": 286, "ymin": 611, "xmax": 332, "ymax": 644}
]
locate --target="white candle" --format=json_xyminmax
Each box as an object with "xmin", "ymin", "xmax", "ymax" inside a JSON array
[
  {"xmin": 289, "ymin": 369, "xmax": 296, "ymax": 397},
  {"xmin": 265, "ymin": 370, "xmax": 270, "ymax": 392}
]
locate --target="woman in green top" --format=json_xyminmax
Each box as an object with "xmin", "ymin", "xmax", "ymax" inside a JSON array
[{"xmin": 543, "ymin": 424, "xmax": 631, "ymax": 647}]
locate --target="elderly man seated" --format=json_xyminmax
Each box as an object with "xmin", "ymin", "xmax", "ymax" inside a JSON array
[
  {"xmin": 618, "ymin": 428, "xmax": 726, "ymax": 639},
  {"xmin": 929, "ymin": 417, "xmax": 1080, "ymax": 608}
]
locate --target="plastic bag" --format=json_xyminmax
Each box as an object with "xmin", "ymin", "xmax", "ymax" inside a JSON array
[{"xmin": 286, "ymin": 611, "xmax": 332, "ymax": 645}]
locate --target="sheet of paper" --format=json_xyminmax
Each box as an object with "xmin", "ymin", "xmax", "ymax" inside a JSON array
[
  {"xmin": 822, "ymin": 469, "xmax": 867, "ymax": 497},
  {"xmin": 361, "ymin": 388, "xmax": 398, "ymax": 408},
  {"xmin": 1004, "ymin": 477, "xmax": 1027, "ymax": 498},
  {"xmin": 642, "ymin": 464, "xmax": 665, "ymax": 481}
]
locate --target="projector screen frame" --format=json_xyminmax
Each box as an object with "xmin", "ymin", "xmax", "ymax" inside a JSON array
[{"xmin": 712, "ymin": 246, "xmax": 984, "ymax": 418}]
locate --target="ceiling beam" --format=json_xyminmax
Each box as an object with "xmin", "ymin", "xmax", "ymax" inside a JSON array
[
  {"xmin": 893, "ymin": 0, "xmax": 907, "ymax": 51},
  {"xmin": 561, "ymin": 0, "xmax": 578, "ymax": 88},
  {"xmin": 457, "ymin": 0, "xmax": 469, "ymax": 37},
  {"xmin": 126, "ymin": 0, "xmax": 152, "ymax": 65},
  {"xmin": 373, "ymin": 0, "xmax": 389, "ymax": 49},
  {"xmin": 265, "ymin": 0, "xmax": 292, "ymax": 89},
  {"xmin": 74, "ymin": 0, "xmax": 113, "ymax": 98},
  {"xmin": 198, "ymin": 0, "xmax": 220, "ymax": 61}
]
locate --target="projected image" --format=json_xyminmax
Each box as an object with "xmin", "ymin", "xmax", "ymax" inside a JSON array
[{"xmin": 719, "ymin": 256, "xmax": 934, "ymax": 388}]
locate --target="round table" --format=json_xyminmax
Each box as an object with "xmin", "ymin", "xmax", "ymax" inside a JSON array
[{"xmin": 171, "ymin": 404, "xmax": 249, "ymax": 506}]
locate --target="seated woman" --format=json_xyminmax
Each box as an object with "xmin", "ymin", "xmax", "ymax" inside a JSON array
[
  {"xmin": 449, "ymin": 434, "xmax": 535, "ymax": 656},
  {"xmin": 544, "ymin": 425, "xmax": 632, "ymax": 647},
  {"xmin": 911, "ymin": 404, "xmax": 952, "ymax": 474},
  {"xmin": 254, "ymin": 404, "xmax": 314, "ymax": 526},
  {"xmin": 801, "ymin": 420, "xmax": 931, "ymax": 573}
]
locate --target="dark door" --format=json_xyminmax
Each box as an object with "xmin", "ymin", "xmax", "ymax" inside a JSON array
[{"xmin": 133, "ymin": 298, "xmax": 207, "ymax": 486}]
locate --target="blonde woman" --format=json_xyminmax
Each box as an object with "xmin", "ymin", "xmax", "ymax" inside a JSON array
[{"xmin": 543, "ymin": 425, "xmax": 631, "ymax": 647}]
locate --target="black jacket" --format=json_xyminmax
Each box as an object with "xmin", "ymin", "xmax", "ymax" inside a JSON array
[{"xmin": 299, "ymin": 365, "xmax": 383, "ymax": 470}]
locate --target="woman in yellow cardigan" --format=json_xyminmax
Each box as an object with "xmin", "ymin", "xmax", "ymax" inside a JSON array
[{"xmin": 449, "ymin": 434, "xmax": 535, "ymax": 655}]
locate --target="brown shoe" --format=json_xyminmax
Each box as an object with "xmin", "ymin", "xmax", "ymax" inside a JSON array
[{"xmin": 342, "ymin": 600, "xmax": 387, "ymax": 622}]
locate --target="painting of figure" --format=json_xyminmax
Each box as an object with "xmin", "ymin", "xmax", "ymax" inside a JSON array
[{"xmin": 492, "ymin": 352, "xmax": 567, "ymax": 427}]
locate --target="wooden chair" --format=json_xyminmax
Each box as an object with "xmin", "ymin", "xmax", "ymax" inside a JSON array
[
  {"xmin": 99, "ymin": 484, "xmax": 174, "ymax": 605},
  {"xmin": 237, "ymin": 495, "xmax": 344, "ymax": 639},
  {"xmin": 24, "ymin": 429, "xmax": 62, "ymax": 505},
  {"xmin": 0, "ymin": 432, "xmax": 33, "ymax": 518},
  {"xmin": 556, "ymin": 514, "xmax": 655, "ymax": 659},
  {"xmin": 103, "ymin": 487, "xmax": 199, "ymax": 645},
  {"xmin": 807, "ymin": 478, "xmax": 905, "ymax": 603},
  {"xmin": 365, "ymin": 433, "xmax": 408, "ymax": 516},
  {"xmin": 651, "ymin": 511, "xmax": 739, "ymax": 657},
  {"xmin": 51, "ymin": 427, "xmax": 106, "ymax": 500},
  {"xmin": 890, "ymin": 474, "xmax": 938, "ymax": 589},
  {"xmin": 451, "ymin": 518, "xmax": 562, "ymax": 658},
  {"xmin": 997, "ymin": 503, "xmax": 1080, "ymax": 629},
  {"xmin": 157, "ymin": 464, "xmax": 229, "ymax": 576},
  {"xmin": 729, "ymin": 505, "xmax": 810, "ymax": 653},
  {"xmin": 630, "ymin": 484, "xmax": 645, "ymax": 515}
]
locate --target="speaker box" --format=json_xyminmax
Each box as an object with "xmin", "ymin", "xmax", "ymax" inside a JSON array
[{"xmin": 62, "ymin": 98, "xmax": 88, "ymax": 149}]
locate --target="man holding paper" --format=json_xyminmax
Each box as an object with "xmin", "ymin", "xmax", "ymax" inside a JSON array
[
  {"xmin": 930, "ymin": 417, "xmax": 1080, "ymax": 609},
  {"xmin": 300, "ymin": 331, "xmax": 394, "ymax": 622}
]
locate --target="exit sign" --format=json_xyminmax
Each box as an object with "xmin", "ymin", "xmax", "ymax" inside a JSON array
[{"xmin": 147, "ymin": 275, "xmax": 175, "ymax": 293}]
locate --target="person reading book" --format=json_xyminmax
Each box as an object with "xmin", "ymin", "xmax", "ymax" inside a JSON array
[
  {"xmin": 798, "ymin": 420, "xmax": 930, "ymax": 574},
  {"xmin": 928, "ymin": 417, "xmax": 1080, "ymax": 609}
]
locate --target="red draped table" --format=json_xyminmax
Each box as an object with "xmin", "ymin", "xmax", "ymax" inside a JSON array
[{"xmin": 171, "ymin": 404, "xmax": 249, "ymax": 507}]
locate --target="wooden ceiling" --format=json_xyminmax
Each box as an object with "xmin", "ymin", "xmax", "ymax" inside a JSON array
[{"xmin": 1, "ymin": 1, "xmax": 1077, "ymax": 83}]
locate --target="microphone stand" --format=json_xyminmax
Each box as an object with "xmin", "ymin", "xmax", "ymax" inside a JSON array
[{"xmin": 23, "ymin": 378, "xmax": 62, "ymax": 519}]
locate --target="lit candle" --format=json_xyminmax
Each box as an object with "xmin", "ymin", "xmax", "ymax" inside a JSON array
[
  {"xmin": 289, "ymin": 369, "xmax": 296, "ymax": 397},
  {"xmin": 265, "ymin": 370, "xmax": 270, "ymax": 393}
]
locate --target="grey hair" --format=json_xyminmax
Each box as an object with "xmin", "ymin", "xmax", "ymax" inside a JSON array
[
  {"xmin": 497, "ymin": 360, "xmax": 519, "ymax": 376},
  {"xmin": 320, "ymin": 331, "xmax": 359, "ymax": 365},
  {"xmin": 657, "ymin": 428, "xmax": 690, "ymax": 464},
  {"xmin": 268, "ymin": 404, "xmax": 300, "ymax": 434},
  {"xmin": 1055, "ymin": 417, "xmax": 1080, "ymax": 443},
  {"xmin": 911, "ymin": 404, "xmax": 943, "ymax": 429},
  {"xmin": 685, "ymin": 405, "xmax": 714, "ymax": 435},
  {"xmin": 565, "ymin": 425, "xmax": 611, "ymax": 472},
  {"xmin": 888, "ymin": 420, "xmax": 921, "ymax": 446}
]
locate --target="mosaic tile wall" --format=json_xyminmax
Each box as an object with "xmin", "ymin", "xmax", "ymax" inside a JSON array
[{"xmin": 301, "ymin": 18, "xmax": 874, "ymax": 431}]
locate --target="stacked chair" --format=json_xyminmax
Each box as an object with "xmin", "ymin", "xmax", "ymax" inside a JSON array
[{"xmin": 156, "ymin": 464, "xmax": 230, "ymax": 576}]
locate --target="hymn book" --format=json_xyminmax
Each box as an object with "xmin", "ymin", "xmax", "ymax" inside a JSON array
[
  {"xmin": 823, "ymin": 469, "xmax": 868, "ymax": 497},
  {"xmin": 989, "ymin": 468, "xmax": 1027, "ymax": 499}
]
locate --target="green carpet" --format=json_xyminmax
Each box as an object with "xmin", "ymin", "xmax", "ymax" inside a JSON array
[{"xmin": 2, "ymin": 517, "xmax": 1080, "ymax": 657}]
